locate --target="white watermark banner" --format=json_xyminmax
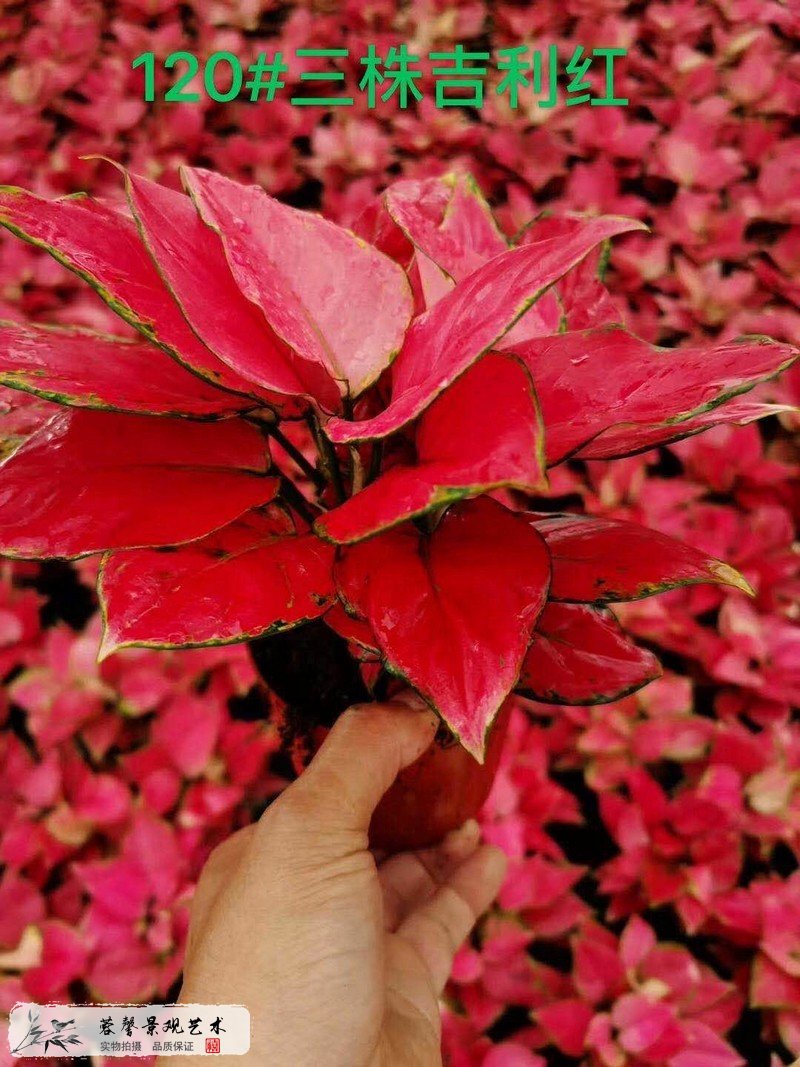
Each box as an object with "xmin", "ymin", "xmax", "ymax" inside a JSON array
[{"xmin": 8, "ymin": 1003, "xmax": 250, "ymax": 1057}]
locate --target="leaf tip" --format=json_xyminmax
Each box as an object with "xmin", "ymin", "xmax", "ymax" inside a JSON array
[
  {"xmin": 97, "ymin": 628, "xmax": 120, "ymax": 663},
  {"xmin": 462, "ymin": 738, "xmax": 487, "ymax": 765},
  {"xmin": 708, "ymin": 560, "xmax": 755, "ymax": 598}
]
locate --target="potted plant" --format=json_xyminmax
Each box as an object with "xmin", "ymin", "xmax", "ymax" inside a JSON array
[{"xmin": 0, "ymin": 169, "xmax": 794, "ymax": 849}]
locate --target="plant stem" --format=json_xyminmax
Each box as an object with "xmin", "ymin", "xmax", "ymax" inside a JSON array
[
  {"xmin": 366, "ymin": 439, "xmax": 383, "ymax": 485},
  {"xmin": 275, "ymin": 470, "xmax": 317, "ymax": 526},
  {"xmin": 306, "ymin": 411, "xmax": 346, "ymax": 503},
  {"xmin": 267, "ymin": 424, "xmax": 327, "ymax": 492},
  {"xmin": 350, "ymin": 445, "xmax": 365, "ymax": 495}
]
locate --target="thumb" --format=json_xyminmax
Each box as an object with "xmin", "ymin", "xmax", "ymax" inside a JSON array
[{"xmin": 275, "ymin": 695, "xmax": 439, "ymax": 838}]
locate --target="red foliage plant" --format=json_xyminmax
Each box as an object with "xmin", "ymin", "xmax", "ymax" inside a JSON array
[{"xmin": 0, "ymin": 169, "xmax": 795, "ymax": 849}]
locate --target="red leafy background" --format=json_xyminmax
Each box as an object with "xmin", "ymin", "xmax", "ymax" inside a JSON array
[{"xmin": 1, "ymin": 2, "xmax": 799, "ymax": 1065}]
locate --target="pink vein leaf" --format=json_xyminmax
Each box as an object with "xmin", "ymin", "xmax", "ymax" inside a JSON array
[
  {"xmin": 184, "ymin": 167, "xmax": 413, "ymax": 398},
  {"xmin": 0, "ymin": 320, "xmax": 249, "ymax": 417}
]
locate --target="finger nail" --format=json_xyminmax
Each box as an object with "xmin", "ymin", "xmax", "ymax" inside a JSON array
[
  {"xmin": 391, "ymin": 689, "xmax": 430, "ymax": 711},
  {"xmin": 452, "ymin": 818, "xmax": 480, "ymax": 845},
  {"xmin": 482, "ymin": 844, "xmax": 508, "ymax": 882},
  {"xmin": 441, "ymin": 818, "xmax": 480, "ymax": 856}
]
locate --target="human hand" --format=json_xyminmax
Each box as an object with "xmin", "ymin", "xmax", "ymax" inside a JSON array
[{"xmin": 163, "ymin": 696, "xmax": 507, "ymax": 1066}]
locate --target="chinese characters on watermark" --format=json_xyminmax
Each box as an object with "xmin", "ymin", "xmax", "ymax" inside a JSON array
[
  {"xmin": 132, "ymin": 45, "xmax": 629, "ymax": 108},
  {"xmin": 8, "ymin": 1004, "xmax": 250, "ymax": 1057}
]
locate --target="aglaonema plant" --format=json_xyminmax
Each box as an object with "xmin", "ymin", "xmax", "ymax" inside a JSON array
[{"xmin": 0, "ymin": 169, "xmax": 795, "ymax": 850}]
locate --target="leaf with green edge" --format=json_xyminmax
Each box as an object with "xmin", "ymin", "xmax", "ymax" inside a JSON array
[
  {"xmin": 125, "ymin": 170, "xmax": 340, "ymax": 411},
  {"xmin": 575, "ymin": 395, "xmax": 800, "ymax": 460},
  {"xmin": 0, "ymin": 409, "xmax": 277, "ymax": 559},
  {"xmin": 335, "ymin": 497, "xmax": 550, "ymax": 759},
  {"xmin": 99, "ymin": 505, "xmax": 335, "ymax": 657},
  {"xmin": 0, "ymin": 384, "xmax": 55, "ymax": 461},
  {"xmin": 326, "ymin": 215, "xmax": 646, "ymax": 444},
  {"xmin": 385, "ymin": 173, "xmax": 507, "ymax": 282},
  {"xmin": 517, "ymin": 602, "xmax": 661, "ymax": 705},
  {"xmin": 555, "ymin": 255, "xmax": 626, "ymax": 331},
  {"xmin": 509, "ymin": 213, "xmax": 627, "ymax": 337},
  {"xmin": 0, "ymin": 185, "xmax": 275, "ymax": 404},
  {"xmin": 323, "ymin": 601, "xmax": 380, "ymax": 656},
  {"xmin": 531, "ymin": 513, "xmax": 754, "ymax": 603},
  {"xmin": 0, "ymin": 320, "xmax": 251, "ymax": 418},
  {"xmin": 184, "ymin": 167, "xmax": 413, "ymax": 398},
  {"xmin": 315, "ymin": 353, "xmax": 546, "ymax": 544},
  {"xmin": 383, "ymin": 176, "xmax": 569, "ymax": 330},
  {"xmin": 512, "ymin": 326, "xmax": 798, "ymax": 465}
]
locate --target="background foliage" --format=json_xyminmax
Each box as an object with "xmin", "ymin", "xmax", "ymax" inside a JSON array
[{"xmin": 0, "ymin": 1, "xmax": 798, "ymax": 1064}]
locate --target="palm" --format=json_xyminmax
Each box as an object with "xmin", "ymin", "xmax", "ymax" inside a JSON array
[
  {"xmin": 366, "ymin": 828, "xmax": 501, "ymax": 1066},
  {"xmin": 174, "ymin": 705, "xmax": 506, "ymax": 1067}
]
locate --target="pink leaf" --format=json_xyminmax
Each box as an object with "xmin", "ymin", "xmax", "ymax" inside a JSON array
[
  {"xmin": 0, "ymin": 186, "xmax": 269, "ymax": 402},
  {"xmin": 385, "ymin": 174, "xmax": 507, "ymax": 281},
  {"xmin": 537, "ymin": 999, "xmax": 594, "ymax": 1057},
  {"xmin": 669, "ymin": 1021, "xmax": 745, "ymax": 1067},
  {"xmin": 87, "ymin": 944, "xmax": 158, "ymax": 1002},
  {"xmin": 125, "ymin": 170, "xmax": 339, "ymax": 410},
  {"xmin": 23, "ymin": 922, "xmax": 87, "ymax": 1001},
  {"xmin": 327, "ymin": 216, "xmax": 645, "ymax": 442},
  {"xmin": 185, "ymin": 167, "xmax": 413, "ymax": 397},
  {"xmin": 151, "ymin": 695, "xmax": 221, "ymax": 777},
  {"xmin": 0, "ymin": 320, "xmax": 249, "ymax": 417}
]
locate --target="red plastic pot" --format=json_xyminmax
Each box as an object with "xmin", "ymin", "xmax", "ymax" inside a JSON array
[{"xmin": 290, "ymin": 698, "xmax": 512, "ymax": 852}]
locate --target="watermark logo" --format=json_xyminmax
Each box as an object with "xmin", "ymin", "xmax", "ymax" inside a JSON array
[{"xmin": 8, "ymin": 1004, "xmax": 250, "ymax": 1057}]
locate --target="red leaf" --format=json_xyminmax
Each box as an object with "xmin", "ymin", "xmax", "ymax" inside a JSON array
[
  {"xmin": 0, "ymin": 409, "xmax": 276, "ymax": 558},
  {"xmin": 518, "ymin": 603, "xmax": 661, "ymax": 704},
  {"xmin": 536, "ymin": 999, "xmax": 594, "ymax": 1057},
  {"xmin": 0, "ymin": 320, "xmax": 248, "ymax": 417},
  {"xmin": 579, "ymin": 397, "xmax": 800, "ymax": 459},
  {"xmin": 513, "ymin": 327, "xmax": 797, "ymax": 464},
  {"xmin": 385, "ymin": 174, "xmax": 507, "ymax": 281},
  {"xmin": 323, "ymin": 602, "xmax": 380, "ymax": 654},
  {"xmin": 532, "ymin": 513, "xmax": 753, "ymax": 602},
  {"xmin": 184, "ymin": 167, "xmax": 413, "ymax": 398},
  {"xmin": 326, "ymin": 216, "xmax": 646, "ymax": 443},
  {"xmin": 315, "ymin": 353, "xmax": 546, "ymax": 543},
  {"xmin": 125, "ymin": 171, "xmax": 339, "ymax": 410},
  {"xmin": 335, "ymin": 497, "xmax": 550, "ymax": 758},
  {"xmin": 751, "ymin": 954, "xmax": 800, "ymax": 1009},
  {"xmin": 150, "ymin": 694, "xmax": 221, "ymax": 776},
  {"xmin": 508, "ymin": 214, "xmax": 623, "ymax": 338},
  {"xmin": 99, "ymin": 506, "xmax": 334, "ymax": 655},
  {"xmin": 556, "ymin": 257, "xmax": 626, "ymax": 331},
  {"xmin": 0, "ymin": 385, "xmax": 55, "ymax": 459},
  {"xmin": 0, "ymin": 186, "xmax": 268, "ymax": 402}
]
